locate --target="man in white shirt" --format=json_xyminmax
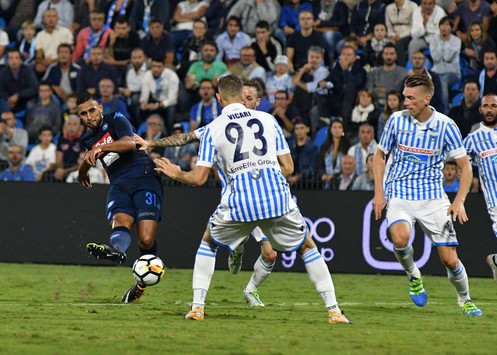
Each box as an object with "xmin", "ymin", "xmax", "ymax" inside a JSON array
[{"xmin": 409, "ymin": 0, "xmax": 446, "ymax": 59}]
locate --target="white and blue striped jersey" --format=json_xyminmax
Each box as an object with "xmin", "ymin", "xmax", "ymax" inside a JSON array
[
  {"xmin": 463, "ymin": 123, "xmax": 497, "ymax": 209},
  {"xmin": 196, "ymin": 103, "xmax": 294, "ymax": 222},
  {"xmin": 378, "ymin": 107, "xmax": 466, "ymax": 200}
]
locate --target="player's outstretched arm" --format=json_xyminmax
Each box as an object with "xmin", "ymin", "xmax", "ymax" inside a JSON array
[
  {"xmin": 372, "ymin": 149, "xmax": 387, "ymax": 220},
  {"xmin": 148, "ymin": 132, "xmax": 199, "ymax": 148},
  {"xmin": 448, "ymin": 155, "xmax": 472, "ymax": 224},
  {"xmin": 154, "ymin": 157, "xmax": 210, "ymax": 186}
]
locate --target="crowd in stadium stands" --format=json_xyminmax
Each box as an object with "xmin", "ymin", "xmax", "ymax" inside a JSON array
[{"xmin": 0, "ymin": 0, "xmax": 496, "ymax": 191}]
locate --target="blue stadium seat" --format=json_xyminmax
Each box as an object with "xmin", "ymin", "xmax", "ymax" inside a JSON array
[
  {"xmin": 451, "ymin": 92, "xmax": 464, "ymax": 108},
  {"xmin": 137, "ymin": 121, "xmax": 147, "ymax": 136},
  {"xmin": 181, "ymin": 120, "xmax": 190, "ymax": 132},
  {"xmin": 313, "ymin": 126, "xmax": 328, "ymax": 150}
]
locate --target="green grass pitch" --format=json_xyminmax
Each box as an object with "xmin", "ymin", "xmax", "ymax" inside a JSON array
[{"xmin": 0, "ymin": 263, "xmax": 496, "ymax": 354}]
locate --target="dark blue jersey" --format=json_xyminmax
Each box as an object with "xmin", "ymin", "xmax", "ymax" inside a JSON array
[{"xmin": 82, "ymin": 111, "xmax": 158, "ymax": 182}]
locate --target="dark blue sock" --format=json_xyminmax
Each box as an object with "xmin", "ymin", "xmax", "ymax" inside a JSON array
[
  {"xmin": 110, "ymin": 226, "xmax": 131, "ymax": 253},
  {"xmin": 140, "ymin": 240, "xmax": 157, "ymax": 256}
]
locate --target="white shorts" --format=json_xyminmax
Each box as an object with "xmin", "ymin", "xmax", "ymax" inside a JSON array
[
  {"xmin": 208, "ymin": 205, "xmax": 307, "ymax": 252},
  {"xmin": 386, "ymin": 197, "xmax": 458, "ymax": 246},
  {"xmin": 250, "ymin": 227, "xmax": 269, "ymax": 243},
  {"xmin": 488, "ymin": 206, "xmax": 497, "ymax": 237}
]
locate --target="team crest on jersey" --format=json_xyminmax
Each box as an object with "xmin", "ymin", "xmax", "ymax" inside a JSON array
[{"xmin": 102, "ymin": 123, "xmax": 108, "ymax": 131}]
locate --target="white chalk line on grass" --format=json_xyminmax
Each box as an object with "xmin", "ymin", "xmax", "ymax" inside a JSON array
[{"xmin": 0, "ymin": 301, "xmax": 495, "ymax": 307}]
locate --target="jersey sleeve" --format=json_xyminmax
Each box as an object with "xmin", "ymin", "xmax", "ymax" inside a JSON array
[
  {"xmin": 111, "ymin": 112, "xmax": 135, "ymax": 139},
  {"xmin": 378, "ymin": 115, "xmax": 396, "ymax": 154},
  {"xmin": 272, "ymin": 116, "xmax": 290, "ymax": 155},
  {"xmin": 196, "ymin": 127, "xmax": 216, "ymax": 168},
  {"xmin": 445, "ymin": 120, "xmax": 466, "ymax": 160}
]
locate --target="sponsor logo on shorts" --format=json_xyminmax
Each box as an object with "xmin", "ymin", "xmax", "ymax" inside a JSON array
[{"xmin": 138, "ymin": 212, "xmax": 156, "ymax": 218}]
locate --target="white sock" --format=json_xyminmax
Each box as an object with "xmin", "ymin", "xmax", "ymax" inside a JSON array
[
  {"xmin": 394, "ymin": 245, "xmax": 421, "ymax": 279},
  {"xmin": 447, "ymin": 260, "xmax": 470, "ymax": 306},
  {"xmin": 192, "ymin": 241, "xmax": 217, "ymax": 309},
  {"xmin": 245, "ymin": 256, "xmax": 274, "ymax": 292},
  {"xmin": 300, "ymin": 247, "xmax": 338, "ymax": 310}
]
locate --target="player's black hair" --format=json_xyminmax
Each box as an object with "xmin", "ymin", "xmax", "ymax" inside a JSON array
[{"xmin": 76, "ymin": 94, "xmax": 96, "ymax": 106}]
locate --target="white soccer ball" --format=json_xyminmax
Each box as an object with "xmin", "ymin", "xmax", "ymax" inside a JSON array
[{"xmin": 132, "ymin": 254, "xmax": 165, "ymax": 286}]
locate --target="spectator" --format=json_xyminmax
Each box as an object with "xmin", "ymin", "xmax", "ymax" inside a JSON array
[
  {"xmin": 0, "ymin": 28, "xmax": 10, "ymax": 67},
  {"xmin": 349, "ymin": 0, "xmax": 386, "ymax": 48},
  {"xmin": 25, "ymin": 82, "xmax": 61, "ymax": 144},
  {"xmin": 385, "ymin": 0, "xmax": 418, "ymax": 66},
  {"xmin": 77, "ymin": 46, "xmax": 120, "ymax": 96},
  {"xmin": 448, "ymin": 78, "xmax": 483, "ymax": 139},
  {"xmin": 176, "ymin": 20, "xmax": 212, "ymax": 80},
  {"xmin": 34, "ymin": 8, "xmax": 74, "ymax": 77},
  {"xmin": 277, "ymin": 0, "xmax": 314, "ymax": 49},
  {"xmin": 363, "ymin": 23, "xmax": 390, "ymax": 70},
  {"xmin": 129, "ymin": 0, "xmax": 171, "ymax": 36},
  {"xmin": 292, "ymin": 46, "xmax": 330, "ymax": 127},
  {"xmin": 34, "ymin": 0, "xmax": 74, "ymax": 30},
  {"xmin": 366, "ymin": 43, "xmax": 409, "ymax": 110},
  {"xmin": 73, "ymin": 10, "xmax": 113, "ymax": 63},
  {"xmin": 313, "ymin": 0, "xmax": 350, "ymax": 61},
  {"xmin": 286, "ymin": 10, "xmax": 327, "ymax": 71},
  {"xmin": 17, "ymin": 21, "xmax": 37, "ymax": 65},
  {"xmin": 0, "ymin": 111, "xmax": 28, "ymax": 170},
  {"xmin": 103, "ymin": 0, "xmax": 134, "ymax": 29},
  {"xmin": 0, "ymin": 144, "xmax": 35, "ymax": 182},
  {"xmin": 104, "ymin": 16, "xmax": 141, "ymax": 78},
  {"xmin": 352, "ymin": 153, "xmax": 375, "ymax": 191},
  {"xmin": 270, "ymin": 90, "xmax": 301, "ymax": 137},
  {"xmin": 72, "ymin": 0, "xmax": 107, "ymax": 34},
  {"xmin": 139, "ymin": 57, "xmax": 179, "ymax": 133},
  {"xmin": 163, "ymin": 122, "xmax": 197, "ymax": 171},
  {"xmin": 97, "ymin": 78, "xmax": 130, "ymax": 118},
  {"xmin": 190, "ymin": 79, "xmax": 221, "ymax": 131},
  {"xmin": 185, "ymin": 41, "xmax": 227, "ymax": 90},
  {"xmin": 453, "ymin": 0, "xmax": 491, "ymax": 42},
  {"xmin": 227, "ymin": 46, "xmax": 267, "ymax": 82},
  {"xmin": 228, "ymin": 0, "xmax": 281, "ymax": 36},
  {"xmin": 66, "ymin": 150, "xmax": 108, "ymax": 184},
  {"xmin": 479, "ymin": 49, "xmax": 497, "ymax": 97},
  {"xmin": 349, "ymin": 89, "xmax": 381, "ymax": 136},
  {"xmin": 2, "ymin": 0, "xmax": 36, "ymax": 42},
  {"xmin": 463, "ymin": 22, "xmax": 496, "ymax": 78},
  {"xmin": 316, "ymin": 45, "xmax": 367, "ymax": 123},
  {"xmin": 489, "ymin": 0, "xmax": 497, "ymax": 42},
  {"xmin": 409, "ymin": 0, "xmax": 446, "ymax": 59},
  {"xmin": 347, "ymin": 123, "xmax": 378, "ymax": 175},
  {"xmin": 430, "ymin": 16, "xmax": 461, "ymax": 114},
  {"xmin": 171, "ymin": 0, "xmax": 209, "ymax": 52},
  {"xmin": 443, "ymin": 160, "xmax": 460, "ymax": 193},
  {"xmin": 43, "ymin": 43, "xmax": 81, "ymax": 104},
  {"xmin": 251, "ymin": 20, "xmax": 283, "ymax": 73},
  {"xmin": 329, "ymin": 154, "xmax": 358, "ymax": 190},
  {"xmin": 50, "ymin": 114, "xmax": 82, "ymax": 182},
  {"xmin": 318, "ymin": 118, "xmax": 351, "ymax": 187},
  {"xmin": 140, "ymin": 19, "xmax": 175, "ymax": 69},
  {"xmin": 215, "ymin": 16, "xmax": 252, "ymax": 66},
  {"xmin": 121, "ymin": 48, "xmax": 148, "ymax": 122},
  {"xmin": 407, "ymin": 50, "xmax": 444, "ymax": 112},
  {"xmin": 205, "ymin": 0, "xmax": 236, "ymax": 37},
  {"xmin": 25, "ymin": 126, "xmax": 56, "ymax": 181},
  {"xmin": 140, "ymin": 114, "xmax": 167, "ymax": 158},
  {"xmin": 266, "ymin": 55, "xmax": 295, "ymax": 104},
  {"xmin": 287, "ymin": 120, "xmax": 318, "ymax": 187},
  {"xmin": 377, "ymin": 91, "xmax": 403, "ymax": 139},
  {"xmin": 251, "ymin": 77, "xmax": 273, "ymax": 112},
  {"xmin": 0, "ymin": 49, "xmax": 39, "ymax": 115}
]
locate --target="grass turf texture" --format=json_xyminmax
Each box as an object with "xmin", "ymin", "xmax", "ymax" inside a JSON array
[{"xmin": 0, "ymin": 263, "xmax": 496, "ymax": 354}]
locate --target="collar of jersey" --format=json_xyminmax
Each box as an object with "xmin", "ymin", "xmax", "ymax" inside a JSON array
[
  {"xmin": 479, "ymin": 122, "xmax": 497, "ymax": 133},
  {"xmin": 222, "ymin": 103, "xmax": 247, "ymax": 113},
  {"xmin": 411, "ymin": 106, "xmax": 435, "ymax": 128}
]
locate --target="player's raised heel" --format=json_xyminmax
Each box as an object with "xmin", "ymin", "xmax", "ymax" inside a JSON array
[
  {"xmin": 461, "ymin": 300, "xmax": 483, "ymax": 317},
  {"xmin": 408, "ymin": 276, "xmax": 427, "ymax": 307},
  {"xmin": 86, "ymin": 242, "xmax": 127, "ymax": 264},
  {"xmin": 121, "ymin": 283, "xmax": 146, "ymax": 303},
  {"xmin": 184, "ymin": 307, "xmax": 204, "ymax": 320},
  {"xmin": 244, "ymin": 290, "xmax": 265, "ymax": 307},
  {"xmin": 328, "ymin": 311, "xmax": 352, "ymax": 324},
  {"xmin": 486, "ymin": 254, "xmax": 497, "ymax": 284},
  {"xmin": 228, "ymin": 245, "xmax": 244, "ymax": 274}
]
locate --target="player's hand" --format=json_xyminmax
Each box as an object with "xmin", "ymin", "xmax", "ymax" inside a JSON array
[
  {"xmin": 372, "ymin": 194, "xmax": 386, "ymax": 220},
  {"xmin": 133, "ymin": 134, "xmax": 153, "ymax": 151},
  {"xmin": 85, "ymin": 147, "xmax": 102, "ymax": 166},
  {"xmin": 448, "ymin": 200, "xmax": 468, "ymax": 224},
  {"xmin": 78, "ymin": 172, "xmax": 92, "ymax": 188},
  {"xmin": 154, "ymin": 157, "xmax": 181, "ymax": 179}
]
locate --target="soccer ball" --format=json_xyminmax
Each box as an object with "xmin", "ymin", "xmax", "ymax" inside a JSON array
[{"xmin": 132, "ymin": 254, "xmax": 165, "ymax": 286}]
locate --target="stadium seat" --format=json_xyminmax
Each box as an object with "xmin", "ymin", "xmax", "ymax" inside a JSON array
[
  {"xmin": 137, "ymin": 121, "xmax": 147, "ymax": 136},
  {"xmin": 451, "ymin": 92, "xmax": 464, "ymax": 108},
  {"xmin": 313, "ymin": 126, "xmax": 328, "ymax": 150},
  {"xmin": 181, "ymin": 121, "xmax": 190, "ymax": 132}
]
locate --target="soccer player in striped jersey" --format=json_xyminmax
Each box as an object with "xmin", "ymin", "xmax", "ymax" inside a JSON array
[
  {"xmin": 154, "ymin": 74, "xmax": 351, "ymax": 324},
  {"xmin": 463, "ymin": 94, "xmax": 497, "ymax": 284},
  {"xmin": 372, "ymin": 74, "xmax": 482, "ymax": 316}
]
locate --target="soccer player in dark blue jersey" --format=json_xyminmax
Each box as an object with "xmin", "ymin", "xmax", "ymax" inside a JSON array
[{"xmin": 76, "ymin": 94, "xmax": 163, "ymax": 303}]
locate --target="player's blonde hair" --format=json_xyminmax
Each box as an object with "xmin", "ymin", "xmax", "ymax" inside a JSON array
[
  {"xmin": 218, "ymin": 75, "xmax": 244, "ymax": 102},
  {"xmin": 404, "ymin": 74, "xmax": 434, "ymax": 97}
]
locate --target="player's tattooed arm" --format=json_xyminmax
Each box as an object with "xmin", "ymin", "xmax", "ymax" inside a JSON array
[{"xmin": 154, "ymin": 132, "xmax": 199, "ymax": 147}]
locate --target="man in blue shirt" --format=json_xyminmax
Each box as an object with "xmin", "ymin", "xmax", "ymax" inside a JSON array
[
  {"xmin": 0, "ymin": 145, "xmax": 35, "ymax": 182},
  {"xmin": 77, "ymin": 94, "xmax": 163, "ymax": 304}
]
